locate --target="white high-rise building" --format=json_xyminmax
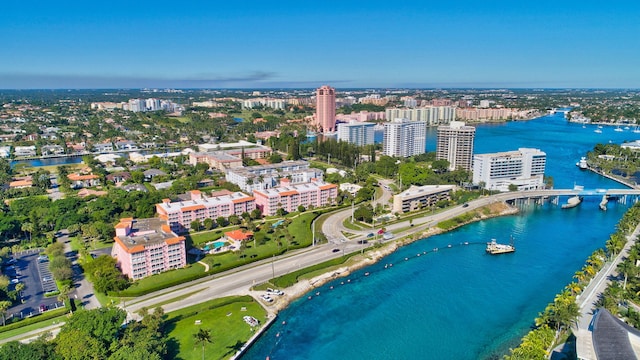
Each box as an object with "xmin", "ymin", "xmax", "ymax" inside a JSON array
[
  {"xmin": 472, "ymin": 148, "xmax": 546, "ymax": 192},
  {"xmin": 383, "ymin": 118, "xmax": 427, "ymax": 157},
  {"xmin": 436, "ymin": 121, "xmax": 476, "ymax": 171},
  {"xmin": 337, "ymin": 121, "xmax": 375, "ymax": 146},
  {"xmin": 385, "ymin": 106, "xmax": 456, "ymax": 126}
]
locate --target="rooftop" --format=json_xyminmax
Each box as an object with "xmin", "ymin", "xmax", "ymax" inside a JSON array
[
  {"xmin": 114, "ymin": 218, "xmax": 183, "ymax": 251},
  {"xmin": 397, "ymin": 185, "xmax": 455, "ymax": 199}
]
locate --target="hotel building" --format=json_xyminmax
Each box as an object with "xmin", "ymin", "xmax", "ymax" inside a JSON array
[
  {"xmin": 156, "ymin": 190, "xmax": 255, "ymax": 233},
  {"xmin": 383, "ymin": 118, "xmax": 427, "ymax": 157},
  {"xmin": 436, "ymin": 121, "xmax": 476, "ymax": 171},
  {"xmin": 111, "ymin": 217, "xmax": 186, "ymax": 280},
  {"xmin": 316, "ymin": 85, "xmax": 336, "ymax": 133},
  {"xmin": 253, "ymin": 179, "xmax": 338, "ymax": 216},
  {"xmin": 392, "ymin": 185, "xmax": 456, "ymax": 213},
  {"xmin": 472, "ymin": 148, "xmax": 547, "ymax": 192},
  {"xmin": 337, "ymin": 121, "xmax": 375, "ymax": 146}
]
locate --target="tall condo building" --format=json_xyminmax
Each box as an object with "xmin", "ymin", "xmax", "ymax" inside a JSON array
[
  {"xmin": 436, "ymin": 121, "xmax": 476, "ymax": 171},
  {"xmin": 316, "ymin": 85, "xmax": 336, "ymax": 133},
  {"xmin": 337, "ymin": 121, "xmax": 375, "ymax": 146},
  {"xmin": 383, "ymin": 118, "xmax": 427, "ymax": 157},
  {"xmin": 472, "ymin": 148, "xmax": 546, "ymax": 191}
]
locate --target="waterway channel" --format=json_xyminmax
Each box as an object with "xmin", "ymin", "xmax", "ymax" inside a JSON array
[{"xmin": 243, "ymin": 112, "xmax": 640, "ymax": 360}]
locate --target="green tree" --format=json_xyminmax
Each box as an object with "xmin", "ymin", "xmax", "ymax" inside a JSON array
[
  {"xmin": 0, "ymin": 301, "xmax": 11, "ymax": 326},
  {"xmin": 193, "ymin": 328, "xmax": 213, "ymax": 360}
]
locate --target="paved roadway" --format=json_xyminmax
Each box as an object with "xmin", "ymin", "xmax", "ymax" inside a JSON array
[
  {"xmin": 58, "ymin": 230, "xmax": 101, "ymax": 310},
  {"xmin": 573, "ymin": 223, "xmax": 640, "ymax": 360}
]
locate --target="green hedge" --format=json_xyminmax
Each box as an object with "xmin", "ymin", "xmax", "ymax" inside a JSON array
[{"xmin": 0, "ymin": 307, "xmax": 68, "ymax": 334}]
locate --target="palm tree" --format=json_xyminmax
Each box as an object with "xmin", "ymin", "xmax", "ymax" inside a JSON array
[
  {"xmin": 618, "ymin": 260, "xmax": 637, "ymax": 290},
  {"xmin": 193, "ymin": 328, "xmax": 212, "ymax": 360},
  {"xmin": 0, "ymin": 301, "xmax": 11, "ymax": 326}
]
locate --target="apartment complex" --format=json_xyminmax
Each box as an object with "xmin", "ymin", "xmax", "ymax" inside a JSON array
[
  {"xmin": 385, "ymin": 106, "xmax": 456, "ymax": 126},
  {"xmin": 392, "ymin": 185, "xmax": 456, "ymax": 213},
  {"xmin": 225, "ymin": 160, "xmax": 324, "ymax": 193},
  {"xmin": 383, "ymin": 118, "xmax": 427, "ymax": 157},
  {"xmin": 472, "ymin": 148, "xmax": 547, "ymax": 191},
  {"xmin": 253, "ymin": 179, "xmax": 338, "ymax": 216},
  {"xmin": 336, "ymin": 121, "xmax": 375, "ymax": 146},
  {"xmin": 316, "ymin": 85, "xmax": 336, "ymax": 133},
  {"xmin": 111, "ymin": 217, "xmax": 186, "ymax": 280},
  {"xmin": 436, "ymin": 121, "xmax": 476, "ymax": 171},
  {"xmin": 156, "ymin": 190, "xmax": 255, "ymax": 233}
]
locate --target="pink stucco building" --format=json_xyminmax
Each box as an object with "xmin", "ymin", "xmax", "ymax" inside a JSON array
[
  {"xmin": 252, "ymin": 179, "xmax": 338, "ymax": 216},
  {"xmin": 111, "ymin": 217, "xmax": 186, "ymax": 280},
  {"xmin": 315, "ymin": 85, "xmax": 336, "ymax": 133},
  {"xmin": 156, "ymin": 190, "xmax": 255, "ymax": 233}
]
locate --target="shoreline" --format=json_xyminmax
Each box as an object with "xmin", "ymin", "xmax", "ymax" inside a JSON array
[
  {"xmin": 586, "ymin": 166, "xmax": 638, "ymax": 189},
  {"xmin": 240, "ymin": 202, "xmax": 518, "ymax": 357}
]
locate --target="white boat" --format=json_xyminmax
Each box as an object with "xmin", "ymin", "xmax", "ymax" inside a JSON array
[
  {"xmin": 614, "ymin": 126, "xmax": 623, "ymax": 132},
  {"xmin": 486, "ymin": 238, "xmax": 515, "ymax": 254},
  {"xmin": 594, "ymin": 129, "xmax": 602, "ymax": 134},
  {"xmin": 633, "ymin": 127, "xmax": 640, "ymax": 134},
  {"xmin": 576, "ymin": 157, "xmax": 588, "ymax": 169}
]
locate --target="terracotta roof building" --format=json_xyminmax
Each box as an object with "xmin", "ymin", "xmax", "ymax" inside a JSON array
[
  {"xmin": 156, "ymin": 190, "xmax": 255, "ymax": 233},
  {"xmin": 111, "ymin": 217, "xmax": 186, "ymax": 280}
]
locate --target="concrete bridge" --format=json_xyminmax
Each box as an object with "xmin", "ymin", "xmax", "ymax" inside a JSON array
[{"xmin": 496, "ymin": 189, "xmax": 640, "ymax": 207}]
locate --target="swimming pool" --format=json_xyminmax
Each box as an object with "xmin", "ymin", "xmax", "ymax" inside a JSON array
[{"xmin": 213, "ymin": 241, "xmax": 227, "ymax": 249}]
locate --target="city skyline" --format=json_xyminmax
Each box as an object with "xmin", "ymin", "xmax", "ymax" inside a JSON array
[{"xmin": 2, "ymin": 1, "xmax": 640, "ymax": 89}]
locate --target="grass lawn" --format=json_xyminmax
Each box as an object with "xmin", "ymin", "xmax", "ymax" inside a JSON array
[
  {"xmin": 0, "ymin": 314, "xmax": 67, "ymax": 341},
  {"xmin": 117, "ymin": 262, "xmax": 208, "ymax": 297},
  {"xmin": 165, "ymin": 296, "xmax": 266, "ymax": 360},
  {"xmin": 190, "ymin": 227, "xmax": 238, "ymax": 246},
  {"xmin": 342, "ymin": 218, "xmax": 365, "ymax": 231}
]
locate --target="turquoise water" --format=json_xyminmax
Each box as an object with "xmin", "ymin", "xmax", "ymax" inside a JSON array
[
  {"xmin": 244, "ymin": 113, "xmax": 640, "ymax": 360},
  {"xmin": 214, "ymin": 241, "xmax": 227, "ymax": 249}
]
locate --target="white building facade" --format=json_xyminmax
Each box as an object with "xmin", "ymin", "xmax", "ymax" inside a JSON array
[
  {"xmin": 383, "ymin": 118, "xmax": 427, "ymax": 157},
  {"xmin": 436, "ymin": 121, "xmax": 476, "ymax": 171},
  {"xmin": 337, "ymin": 121, "xmax": 375, "ymax": 146},
  {"xmin": 472, "ymin": 148, "xmax": 547, "ymax": 192}
]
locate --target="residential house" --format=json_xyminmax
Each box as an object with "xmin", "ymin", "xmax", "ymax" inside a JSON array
[{"xmin": 67, "ymin": 173, "xmax": 101, "ymax": 189}]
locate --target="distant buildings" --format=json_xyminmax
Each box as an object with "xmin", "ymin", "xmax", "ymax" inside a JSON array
[
  {"xmin": 383, "ymin": 118, "xmax": 427, "ymax": 157},
  {"xmin": 436, "ymin": 121, "xmax": 476, "ymax": 171},
  {"xmin": 316, "ymin": 85, "xmax": 336, "ymax": 133},
  {"xmin": 385, "ymin": 106, "xmax": 456, "ymax": 126},
  {"xmin": 112, "ymin": 217, "xmax": 186, "ymax": 280},
  {"xmin": 337, "ymin": 121, "xmax": 375, "ymax": 146},
  {"xmin": 392, "ymin": 185, "xmax": 455, "ymax": 213},
  {"xmin": 472, "ymin": 148, "xmax": 546, "ymax": 191},
  {"xmin": 156, "ymin": 190, "xmax": 256, "ymax": 233},
  {"xmin": 253, "ymin": 179, "xmax": 338, "ymax": 216}
]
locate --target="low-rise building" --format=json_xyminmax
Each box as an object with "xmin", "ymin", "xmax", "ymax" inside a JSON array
[
  {"xmin": 253, "ymin": 179, "xmax": 338, "ymax": 216},
  {"xmin": 40, "ymin": 145, "xmax": 65, "ymax": 156},
  {"xmin": 13, "ymin": 145, "xmax": 36, "ymax": 157},
  {"xmin": 225, "ymin": 160, "xmax": 323, "ymax": 193},
  {"xmin": 392, "ymin": 185, "xmax": 455, "ymax": 213},
  {"xmin": 67, "ymin": 173, "xmax": 101, "ymax": 189},
  {"xmin": 93, "ymin": 142, "xmax": 114, "ymax": 153},
  {"xmin": 156, "ymin": 190, "xmax": 256, "ymax": 233},
  {"xmin": 111, "ymin": 217, "xmax": 186, "ymax": 280},
  {"xmin": 189, "ymin": 151, "xmax": 243, "ymax": 171},
  {"xmin": 0, "ymin": 146, "xmax": 10, "ymax": 158}
]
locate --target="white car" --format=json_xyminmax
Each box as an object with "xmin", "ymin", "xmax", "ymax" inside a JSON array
[
  {"xmin": 260, "ymin": 294, "xmax": 274, "ymax": 303},
  {"xmin": 266, "ymin": 288, "xmax": 284, "ymax": 296},
  {"xmin": 10, "ymin": 279, "xmax": 20, "ymax": 284}
]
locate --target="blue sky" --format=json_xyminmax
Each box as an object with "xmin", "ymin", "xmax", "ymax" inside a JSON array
[{"xmin": 2, "ymin": 1, "xmax": 639, "ymax": 89}]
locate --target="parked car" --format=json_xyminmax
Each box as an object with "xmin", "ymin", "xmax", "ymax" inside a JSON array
[
  {"xmin": 260, "ymin": 294, "xmax": 273, "ymax": 303},
  {"xmin": 10, "ymin": 278, "xmax": 20, "ymax": 284},
  {"xmin": 266, "ymin": 288, "xmax": 284, "ymax": 296},
  {"xmin": 39, "ymin": 304, "xmax": 47, "ymax": 312},
  {"xmin": 38, "ymin": 255, "xmax": 48, "ymax": 263},
  {"xmin": 42, "ymin": 276, "xmax": 52, "ymax": 282}
]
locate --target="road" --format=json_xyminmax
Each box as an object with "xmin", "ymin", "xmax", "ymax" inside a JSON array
[{"xmin": 573, "ymin": 223, "xmax": 640, "ymax": 359}]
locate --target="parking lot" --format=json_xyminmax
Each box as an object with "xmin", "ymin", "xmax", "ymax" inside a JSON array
[{"xmin": 4, "ymin": 249, "xmax": 62, "ymax": 320}]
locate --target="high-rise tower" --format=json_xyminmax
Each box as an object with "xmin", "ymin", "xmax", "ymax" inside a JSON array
[
  {"xmin": 316, "ymin": 85, "xmax": 336, "ymax": 133},
  {"xmin": 436, "ymin": 121, "xmax": 476, "ymax": 171}
]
